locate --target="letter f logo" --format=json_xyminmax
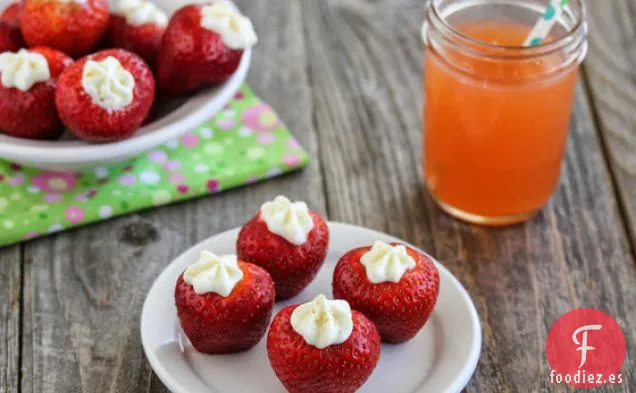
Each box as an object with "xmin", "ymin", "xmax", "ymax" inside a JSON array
[{"xmin": 572, "ymin": 325, "xmax": 602, "ymax": 368}]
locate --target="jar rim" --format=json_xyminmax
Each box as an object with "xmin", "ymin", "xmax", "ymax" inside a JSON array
[{"xmin": 426, "ymin": 0, "xmax": 588, "ymax": 57}]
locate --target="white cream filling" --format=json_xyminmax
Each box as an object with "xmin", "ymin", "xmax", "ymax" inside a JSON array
[
  {"xmin": 115, "ymin": 0, "xmax": 168, "ymax": 27},
  {"xmin": 260, "ymin": 195, "xmax": 314, "ymax": 245},
  {"xmin": 183, "ymin": 251, "xmax": 244, "ymax": 297},
  {"xmin": 200, "ymin": 2, "xmax": 258, "ymax": 50},
  {"xmin": 81, "ymin": 56, "xmax": 135, "ymax": 111},
  {"xmin": 291, "ymin": 295, "xmax": 353, "ymax": 349},
  {"xmin": 0, "ymin": 49, "xmax": 51, "ymax": 92},
  {"xmin": 360, "ymin": 241, "xmax": 416, "ymax": 284}
]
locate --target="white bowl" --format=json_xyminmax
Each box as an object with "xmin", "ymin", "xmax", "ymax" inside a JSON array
[{"xmin": 0, "ymin": 0, "xmax": 251, "ymax": 171}]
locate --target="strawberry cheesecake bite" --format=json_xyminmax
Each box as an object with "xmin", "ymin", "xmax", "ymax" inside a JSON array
[
  {"xmin": 333, "ymin": 241, "xmax": 440, "ymax": 344},
  {"xmin": 267, "ymin": 294, "xmax": 381, "ymax": 393},
  {"xmin": 157, "ymin": 1, "xmax": 257, "ymax": 96},
  {"xmin": 105, "ymin": 0, "xmax": 168, "ymax": 66},
  {"xmin": 20, "ymin": 0, "xmax": 109, "ymax": 57},
  {"xmin": 175, "ymin": 251, "xmax": 275, "ymax": 354},
  {"xmin": 237, "ymin": 196, "xmax": 329, "ymax": 301},
  {"xmin": 0, "ymin": 48, "xmax": 70, "ymax": 139},
  {"xmin": 55, "ymin": 49, "xmax": 155, "ymax": 142}
]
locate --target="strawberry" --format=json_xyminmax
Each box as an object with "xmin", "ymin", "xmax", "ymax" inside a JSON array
[
  {"xmin": 55, "ymin": 49, "xmax": 155, "ymax": 142},
  {"xmin": 20, "ymin": 0, "xmax": 110, "ymax": 58},
  {"xmin": 237, "ymin": 197, "xmax": 329, "ymax": 301},
  {"xmin": 156, "ymin": 3, "xmax": 256, "ymax": 96},
  {"xmin": 0, "ymin": 22, "xmax": 23, "ymax": 52},
  {"xmin": 104, "ymin": 0, "xmax": 168, "ymax": 66},
  {"xmin": 0, "ymin": 48, "xmax": 65, "ymax": 140},
  {"xmin": 1, "ymin": 2, "xmax": 22, "ymax": 28},
  {"xmin": 333, "ymin": 242, "xmax": 440, "ymax": 343},
  {"xmin": 267, "ymin": 296, "xmax": 381, "ymax": 393},
  {"xmin": 175, "ymin": 252, "xmax": 275, "ymax": 354},
  {"xmin": 30, "ymin": 47, "xmax": 73, "ymax": 78}
]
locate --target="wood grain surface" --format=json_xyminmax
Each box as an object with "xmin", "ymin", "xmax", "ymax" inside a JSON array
[
  {"xmin": 0, "ymin": 246, "xmax": 19, "ymax": 393},
  {"xmin": 583, "ymin": 0, "xmax": 636, "ymax": 250},
  {"xmin": 1, "ymin": 0, "xmax": 635, "ymax": 392}
]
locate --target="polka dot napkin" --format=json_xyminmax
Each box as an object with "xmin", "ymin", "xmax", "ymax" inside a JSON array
[{"xmin": 0, "ymin": 85, "xmax": 310, "ymax": 247}]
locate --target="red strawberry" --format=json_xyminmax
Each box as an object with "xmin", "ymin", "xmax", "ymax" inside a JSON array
[
  {"xmin": 0, "ymin": 22, "xmax": 23, "ymax": 52},
  {"xmin": 237, "ymin": 197, "xmax": 329, "ymax": 301},
  {"xmin": 333, "ymin": 242, "xmax": 440, "ymax": 343},
  {"xmin": 157, "ymin": 3, "xmax": 255, "ymax": 96},
  {"xmin": 104, "ymin": 0, "xmax": 167, "ymax": 67},
  {"xmin": 30, "ymin": 47, "xmax": 73, "ymax": 78},
  {"xmin": 20, "ymin": 0, "xmax": 109, "ymax": 58},
  {"xmin": 0, "ymin": 49, "xmax": 65, "ymax": 140},
  {"xmin": 267, "ymin": 296, "xmax": 381, "ymax": 393},
  {"xmin": 105, "ymin": 15, "xmax": 164, "ymax": 66},
  {"xmin": 55, "ymin": 49, "xmax": 155, "ymax": 142},
  {"xmin": 1, "ymin": 2, "xmax": 22, "ymax": 28},
  {"xmin": 175, "ymin": 252, "xmax": 275, "ymax": 354}
]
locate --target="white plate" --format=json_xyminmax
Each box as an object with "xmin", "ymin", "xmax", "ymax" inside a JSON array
[
  {"xmin": 0, "ymin": 0, "xmax": 251, "ymax": 171},
  {"xmin": 141, "ymin": 222, "xmax": 482, "ymax": 393}
]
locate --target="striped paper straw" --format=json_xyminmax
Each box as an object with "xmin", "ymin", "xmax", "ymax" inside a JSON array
[{"xmin": 524, "ymin": 0, "xmax": 570, "ymax": 46}]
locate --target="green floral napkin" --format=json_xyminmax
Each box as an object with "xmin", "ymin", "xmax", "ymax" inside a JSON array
[{"xmin": 0, "ymin": 85, "xmax": 310, "ymax": 247}]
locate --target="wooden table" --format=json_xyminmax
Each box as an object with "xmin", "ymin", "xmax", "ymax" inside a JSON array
[{"xmin": 1, "ymin": 1, "xmax": 635, "ymax": 392}]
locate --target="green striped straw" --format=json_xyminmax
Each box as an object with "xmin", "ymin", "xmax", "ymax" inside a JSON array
[{"xmin": 524, "ymin": 0, "xmax": 570, "ymax": 46}]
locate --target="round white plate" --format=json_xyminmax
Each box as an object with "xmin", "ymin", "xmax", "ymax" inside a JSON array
[
  {"xmin": 0, "ymin": 0, "xmax": 250, "ymax": 171},
  {"xmin": 141, "ymin": 222, "xmax": 482, "ymax": 393}
]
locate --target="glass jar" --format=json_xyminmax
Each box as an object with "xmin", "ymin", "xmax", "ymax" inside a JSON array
[{"xmin": 422, "ymin": 0, "xmax": 588, "ymax": 226}]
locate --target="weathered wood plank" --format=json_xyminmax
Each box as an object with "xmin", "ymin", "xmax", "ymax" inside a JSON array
[
  {"xmin": 301, "ymin": 0, "xmax": 636, "ymax": 392},
  {"xmin": 0, "ymin": 246, "xmax": 20, "ymax": 393},
  {"xmin": 19, "ymin": 1, "xmax": 325, "ymax": 392},
  {"xmin": 583, "ymin": 0, "xmax": 636, "ymax": 251},
  {"xmin": 16, "ymin": 0, "xmax": 636, "ymax": 392}
]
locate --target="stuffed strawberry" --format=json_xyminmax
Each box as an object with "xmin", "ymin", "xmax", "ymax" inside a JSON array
[
  {"xmin": 268, "ymin": 295, "xmax": 381, "ymax": 393},
  {"xmin": 105, "ymin": 0, "xmax": 167, "ymax": 66},
  {"xmin": 333, "ymin": 241, "xmax": 440, "ymax": 343},
  {"xmin": 1, "ymin": 2, "xmax": 22, "ymax": 28},
  {"xmin": 0, "ymin": 22, "xmax": 23, "ymax": 52},
  {"xmin": 55, "ymin": 49, "xmax": 155, "ymax": 142},
  {"xmin": 20, "ymin": 0, "xmax": 109, "ymax": 57},
  {"xmin": 157, "ymin": 2, "xmax": 257, "ymax": 96},
  {"xmin": 175, "ymin": 251, "xmax": 276, "ymax": 354},
  {"xmin": 0, "ymin": 48, "xmax": 70, "ymax": 140},
  {"xmin": 237, "ymin": 196, "xmax": 329, "ymax": 301}
]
